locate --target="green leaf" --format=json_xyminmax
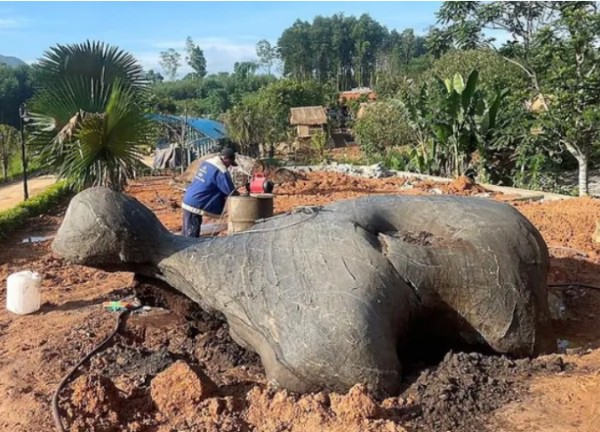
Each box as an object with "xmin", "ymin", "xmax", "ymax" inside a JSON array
[
  {"xmin": 28, "ymin": 41, "xmax": 150, "ymax": 191},
  {"xmin": 453, "ymin": 73, "xmax": 465, "ymax": 93},
  {"xmin": 443, "ymin": 77, "xmax": 453, "ymax": 93},
  {"xmin": 461, "ymin": 69, "xmax": 479, "ymax": 110},
  {"xmin": 487, "ymin": 88, "xmax": 508, "ymax": 131}
]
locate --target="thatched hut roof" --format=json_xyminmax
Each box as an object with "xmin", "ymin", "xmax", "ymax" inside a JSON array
[{"xmin": 289, "ymin": 106, "xmax": 328, "ymax": 126}]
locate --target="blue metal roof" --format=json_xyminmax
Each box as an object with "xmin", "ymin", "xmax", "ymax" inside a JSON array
[
  {"xmin": 187, "ymin": 118, "xmax": 227, "ymax": 140},
  {"xmin": 148, "ymin": 114, "xmax": 228, "ymax": 140}
]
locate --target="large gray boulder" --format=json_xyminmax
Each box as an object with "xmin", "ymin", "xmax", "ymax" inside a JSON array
[{"xmin": 52, "ymin": 188, "xmax": 555, "ymax": 396}]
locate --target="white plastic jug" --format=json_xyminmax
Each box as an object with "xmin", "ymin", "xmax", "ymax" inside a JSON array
[{"xmin": 6, "ymin": 271, "xmax": 41, "ymax": 315}]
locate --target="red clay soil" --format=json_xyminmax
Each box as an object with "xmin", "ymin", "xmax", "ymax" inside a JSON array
[{"xmin": 1, "ymin": 172, "xmax": 600, "ymax": 432}]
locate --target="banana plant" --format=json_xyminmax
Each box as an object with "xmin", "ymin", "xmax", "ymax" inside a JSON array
[
  {"xmin": 431, "ymin": 70, "xmax": 508, "ymax": 177},
  {"xmin": 401, "ymin": 83, "xmax": 440, "ymax": 175},
  {"xmin": 399, "ymin": 69, "xmax": 507, "ymax": 177}
]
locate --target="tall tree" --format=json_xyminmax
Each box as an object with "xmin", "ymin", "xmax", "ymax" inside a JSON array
[
  {"xmin": 233, "ymin": 61, "xmax": 259, "ymax": 80},
  {"xmin": 278, "ymin": 20, "xmax": 314, "ymax": 81},
  {"xmin": 256, "ymin": 39, "xmax": 278, "ymax": 75},
  {"xmin": 331, "ymin": 14, "xmax": 357, "ymax": 90},
  {"xmin": 159, "ymin": 48, "xmax": 182, "ymax": 80},
  {"xmin": 310, "ymin": 16, "xmax": 335, "ymax": 84},
  {"xmin": 351, "ymin": 14, "xmax": 387, "ymax": 87},
  {"xmin": 185, "ymin": 37, "xmax": 207, "ymax": 78},
  {"xmin": 145, "ymin": 69, "xmax": 164, "ymax": 84}
]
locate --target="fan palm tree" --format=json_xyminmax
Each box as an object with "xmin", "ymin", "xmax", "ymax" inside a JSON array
[{"xmin": 29, "ymin": 40, "xmax": 151, "ymax": 191}]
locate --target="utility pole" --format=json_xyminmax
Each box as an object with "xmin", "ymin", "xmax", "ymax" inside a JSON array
[{"xmin": 19, "ymin": 103, "xmax": 29, "ymax": 200}]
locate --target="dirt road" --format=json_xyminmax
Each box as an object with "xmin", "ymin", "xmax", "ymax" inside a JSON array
[{"xmin": 0, "ymin": 175, "xmax": 57, "ymax": 211}]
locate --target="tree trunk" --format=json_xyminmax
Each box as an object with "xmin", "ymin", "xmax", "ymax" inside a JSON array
[
  {"xmin": 577, "ymin": 154, "xmax": 589, "ymax": 197},
  {"xmin": 2, "ymin": 162, "xmax": 7, "ymax": 183}
]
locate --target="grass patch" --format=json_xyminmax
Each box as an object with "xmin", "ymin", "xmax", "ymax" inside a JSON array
[
  {"xmin": 2, "ymin": 155, "xmax": 45, "ymax": 184},
  {"xmin": 0, "ymin": 181, "xmax": 72, "ymax": 237}
]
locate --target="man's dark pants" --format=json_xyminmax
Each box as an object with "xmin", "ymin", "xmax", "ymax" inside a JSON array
[{"xmin": 182, "ymin": 210, "xmax": 203, "ymax": 237}]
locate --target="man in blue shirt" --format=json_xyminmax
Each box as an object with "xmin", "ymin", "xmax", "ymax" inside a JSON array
[{"xmin": 181, "ymin": 148, "xmax": 239, "ymax": 237}]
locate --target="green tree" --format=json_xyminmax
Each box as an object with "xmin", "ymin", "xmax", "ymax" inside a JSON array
[
  {"xmin": 29, "ymin": 40, "xmax": 151, "ymax": 191},
  {"xmin": 0, "ymin": 124, "xmax": 18, "ymax": 181},
  {"xmin": 233, "ymin": 61, "xmax": 259, "ymax": 79},
  {"xmin": 0, "ymin": 64, "xmax": 34, "ymax": 128},
  {"xmin": 278, "ymin": 19, "xmax": 314, "ymax": 81},
  {"xmin": 331, "ymin": 14, "xmax": 357, "ymax": 90},
  {"xmin": 310, "ymin": 130, "xmax": 328, "ymax": 163},
  {"xmin": 256, "ymin": 39, "xmax": 278, "ymax": 75},
  {"xmin": 185, "ymin": 37, "xmax": 207, "ymax": 78},
  {"xmin": 276, "ymin": 14, "xmax": 431, "ymax": 91},
  {"xmin": 159, "ymin": 48, "xmax": 182, "ymax": 81},
  {"xmin": 435, "ymin": 1, "xmax": 600, "ymax": 195},
  {"xmin": 145, "ymin": 69, "xmax": 164, "ymax": 84},
  {"xmin": 351, "ymin": 14, "xmax": 387, "ymax": 87},
  {"xmin": 534, "ymin": 2, "xmax": 600, "ymax": 196},
  {"xmin": 425, "ymin": 27, "xmax": 454, "ymax": 59},
  {"xmin": 223, "ymin": 92, "xmax": 263, "ymax": 156}
]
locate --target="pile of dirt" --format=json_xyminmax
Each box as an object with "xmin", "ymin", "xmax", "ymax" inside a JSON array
[
  {"xmin": 66, "ymin": 374, "xmax": 123, "ymax": 432},
  {"xmin": 402, "ymin": 351, "xmax": 568, "ymax": 432},
  {"xmin": 516, "ymin": 197, "xmax": 600, "ymax": 262},
  {"xmin": 151, "ymin": 361, "xmax": 216, "ymax": 420},
  {"xmin": 445, "ymin": 174, "xmax": 488, "ymax": 194},
  {"xmin": 244, "ymin": 386, "xmax": 406, "ymax": 432}
]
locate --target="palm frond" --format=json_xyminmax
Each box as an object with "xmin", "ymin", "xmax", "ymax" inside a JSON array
[
  {"xmin": 28, "ymin": 41, "xmax": 150, "ymax": 191},
  {"xmin": 36, "ymin": 40, "xmax": 148, "ymax": 92}
]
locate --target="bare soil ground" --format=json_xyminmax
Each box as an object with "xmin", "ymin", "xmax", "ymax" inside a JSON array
[{"xmin": 1, "ymin": 172, "xmax": 600, "ymax": 432}]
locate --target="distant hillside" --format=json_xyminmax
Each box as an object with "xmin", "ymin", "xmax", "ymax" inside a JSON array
[{"xmin": 0, "ymin": 55, "xmax": 26, "ymax": 67}]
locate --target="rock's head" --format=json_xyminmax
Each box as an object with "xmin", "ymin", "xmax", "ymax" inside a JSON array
[{"xmin": 52, "ymin": 187, "xmax": 172, "ymax": 269}]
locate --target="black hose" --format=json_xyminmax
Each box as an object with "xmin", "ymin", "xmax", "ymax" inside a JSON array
[
  {"xmin": 52, "ymin": 309, "xmax": 133, "ymax": 432},
  {"xmin": 548, "ymin": 283, "xmax": 600, "ymax": 292}
]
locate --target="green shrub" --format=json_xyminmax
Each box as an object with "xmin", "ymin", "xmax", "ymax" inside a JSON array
[
  {"xmin": 383, "ymin": 149, "xmax": 410, "ymax": 171},
  {"xmin": 310, "ymin": 131, "xmax": 328, "ymax": 163},
  {"xmin": 353, "ymin": 100, "xmax": 415, "ymax": 158},
  {"xmin": 0, "ymin": 181, "xmax": 72, "ymax": 236}
]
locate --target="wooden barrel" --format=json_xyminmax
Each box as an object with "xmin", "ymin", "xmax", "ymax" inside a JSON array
[{"xmin": 227, "ymin": 194, "xmax": 274, "ymax": 233}]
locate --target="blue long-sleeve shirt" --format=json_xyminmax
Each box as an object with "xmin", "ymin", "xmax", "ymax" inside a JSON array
[{"xmin": 182, "ymin": 156, "xmax": 236, "ymax": 216}]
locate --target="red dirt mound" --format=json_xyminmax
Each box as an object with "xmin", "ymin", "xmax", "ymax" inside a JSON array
[
  {"xmin": 67, "ymin": 374, "xmax": 123, "ymax": 432},
  {"xmin": 151, "ymin": 361, "xmax": 216, "ymax": 420}
]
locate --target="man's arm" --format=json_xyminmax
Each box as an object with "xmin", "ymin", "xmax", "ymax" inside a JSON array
[{"xmin": 215, "ymin": 171, "xmax": 237, "ymax": 196}]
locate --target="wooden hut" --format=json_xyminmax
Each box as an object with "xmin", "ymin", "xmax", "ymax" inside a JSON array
[{"xmin": 289, "ymin": 106, "xmax": 328, "ymax": 138}]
